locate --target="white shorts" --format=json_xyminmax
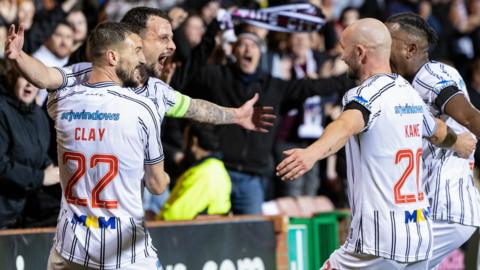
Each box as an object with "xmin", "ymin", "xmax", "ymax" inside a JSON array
[
  {"xmin": 47, "ymin": 247, "xmax": 163, "ymax": 270},
  {"xmin": 321, "ymin": 247, "xmax": 428, "ymax": 270},
  {"xmin": 427, "ymin": 221, "xmax": 476, "ymax": 269}
]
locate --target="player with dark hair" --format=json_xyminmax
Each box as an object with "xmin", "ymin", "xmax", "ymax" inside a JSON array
[
  {"xmin": 5, "ymin": 7, "xmax": 275, "ymax": 134},
  {"xmin": 31, "ymin": 21, "xmax": 169, "ymax": 269},
  {"xmin": 386, "ymin": 12, "xmax": 480, "ymax": 268}
]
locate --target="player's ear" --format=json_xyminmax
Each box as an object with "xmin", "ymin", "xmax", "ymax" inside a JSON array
[
  {"xmin": 356, "ymin": 45, "xmax": 367, "ymax": 64},
  {"xmin": 106, "ymin": 49, "xmax": 119, "ymax": 66},
  {"xmin": 405, "ymin": 43, "xmax": 417, "ymax": 59}
]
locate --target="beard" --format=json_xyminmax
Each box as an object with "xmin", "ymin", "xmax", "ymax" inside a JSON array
[
  {"xmin": 346, "ymin": 66, "xmax": 360, "ymax": 81},
  {"xmin": 146, "ymin": 62, "xmax": 161, "ymax": 79},
  {"xmin": 116, "ymin": 64, "xmax": 146, "ymax": 88}
]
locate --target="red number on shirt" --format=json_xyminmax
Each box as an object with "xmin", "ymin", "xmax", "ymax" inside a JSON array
[
  {"xmin": 393, "ymin": 148, "xmax": 424, "ymax": 204},
  {"xmin": 63, "ymin": 152, "xmax": 119, "ymax": 209},
  {"xmin": 64, "ymin": 152, "xmax": 88, "ymax": 206}
]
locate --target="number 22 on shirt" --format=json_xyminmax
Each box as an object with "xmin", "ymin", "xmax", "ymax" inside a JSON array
[{"xmin": 63, "ymin": 151, "xmax": 119, "ymax": 209}]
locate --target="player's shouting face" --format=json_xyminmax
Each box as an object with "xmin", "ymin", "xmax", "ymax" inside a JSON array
[
  {"xmin": 141, "ymin": 16, "xmax": 176, "ymax": 79},
  {"xmin": 116, "ymin": 33, "xmax": 147, "ymax": 87}
]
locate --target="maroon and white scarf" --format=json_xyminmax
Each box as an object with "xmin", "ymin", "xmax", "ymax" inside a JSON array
[{"xmin": 231, "ymin": 3, "xmax": 325, "ymax": 33}]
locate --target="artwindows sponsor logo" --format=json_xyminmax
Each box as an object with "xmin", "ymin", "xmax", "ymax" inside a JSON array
[
  {"xmin": 61, "ymin": 110, "xmax": 120, "ymax": 122},
  {"xmin": 433, "ymin": 80, "xmax": 455, "ymax": 92},
  {"xmin": 353, "ymin": 96, "xmax": 369, "ymax": 106},
  {"xmin": 394, "ymin": 104, "xmax": 423, "ymax": 116},
  {"xmin": 404, "ymin": 207, "xmax": 430, "ymax": 224},
  {"xmin": 71, "ymin": 214, "xmax": 116, "ymax": 229}
]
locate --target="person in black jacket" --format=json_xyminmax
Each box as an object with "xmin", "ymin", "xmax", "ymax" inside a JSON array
[
  {"xmin": 185, "ymin": 33, "xmax": 354, "ymax": 214},
  {"xmin": 0, "ymin": 66, "xmax": 60, "ymax": 228}
]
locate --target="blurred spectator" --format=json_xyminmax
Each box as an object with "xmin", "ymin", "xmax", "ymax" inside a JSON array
[
  {"xmin": 186, "ymin": 33, "xmax": 353, "ymax": 214},
  {"xmin": 0, "ymin": 0, "xmax": 77, "ymax": 58},
  {"xmin": 33, "ymin": 21, "xmax": 74, "ymax": 105},
  {"xmin": 168, "ymin": 6, "xmax": 188, "ymax": 30},
  {"xmin": 0, "ymin": 64, "xmax": 60, "ymax": 229},
  {"xmin": 183, "ymin": 14, "xmax": 206, "ymax": 48},
  {"xmin": 165, "ymin": 10, "xmax": 222, "ymax": 184},
  {"xmin": 336, "ymin": 6, "xmax": 360, "ymax": 34},
  {"xmin": 273, "ymin": 32, "xmax": 331, "ymax": 198},
  {"xmin": 66, "ymin": 10, "xmax": 87, "ymax": 53},
  {"xmin": 449, "ymin": 0, "xmax": 480, "ymax": 74},
  {"xmin": 104, "ymin": 0, "xmax": 161, "ymax": 22},
  {"xmin": 199, "ymin": 0, "xmax": 220, "ymax": 25},
  {"xmin": 17, "ymin": 0, "xmax": 35, "ymax": 30},
  {"xmin": 0, "ymin": 0, "xmax": 18, "ymax": 26},
  {"xmin": 173, "ymin": 14, "xmax": 206, "ymax": 63},
  {"xmin": 33, "ymin": 22, "xmax": 74, "ymax": 67},
  {"xmin": 158, "ymin": 123, "xmax": 231, "ymax": 220},
  {"xmin": 22, "ymin": 0, "xmax": 77, "ymax": 54}
]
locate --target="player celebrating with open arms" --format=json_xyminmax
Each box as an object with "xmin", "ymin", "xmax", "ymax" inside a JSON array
[
  {"xmin": 277, "ymin": 18, "xmax": 475, "ymax": 269},
  {"xmin": 4, "ymin": 8, "xmax": 275, "ymax": 133}
]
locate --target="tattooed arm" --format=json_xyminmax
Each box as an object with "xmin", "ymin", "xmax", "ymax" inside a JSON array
[
  {"xmin": 184, "ymin": 98, "xmax": 236, "ymax": 124},
  {"xmin": 182, "ymin": 94, "xmax": 275, "ymax": 133}
]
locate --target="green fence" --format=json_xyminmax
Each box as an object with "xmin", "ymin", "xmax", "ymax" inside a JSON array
[{"xmin": 287, "ymin": 211, "xmax": 350, "ymax": 270}]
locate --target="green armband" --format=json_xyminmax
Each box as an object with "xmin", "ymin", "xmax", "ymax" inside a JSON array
[{"xmin": 166, "ymin": 91, "xmax": 191, "ymax": 118}]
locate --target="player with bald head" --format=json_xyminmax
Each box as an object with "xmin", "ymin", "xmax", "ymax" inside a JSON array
[
  {"xmin": 340, "ymin": 18, "xmax": 392, "ymax": 82},
  {"xmin": 277, "ymin": 18, "xmax": 473, "ymax": 269},
  {"xmin": 387, "ymin": 12, "xmax": 480, "ymax": 269}
]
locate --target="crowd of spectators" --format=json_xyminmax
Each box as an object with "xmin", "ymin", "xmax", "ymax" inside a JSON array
[{"xmin": 1, "ymin": 0, "xmax": 480, "ymax": 227}]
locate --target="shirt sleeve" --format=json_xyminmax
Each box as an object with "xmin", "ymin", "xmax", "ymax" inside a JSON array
[
  {"xmin": 342, "ymin": 88, "xmax": 382, "ymax": 132},
  {"xmin": 140, "ymin": 99, "xmax": 164, "ymax": 164},
  {"xmin": 166, "ymin": 91, "xmax": 191, "ymax": 118},
  {"xmin": 50, "ymin": 62, "xmax": 93, "ymax": 92},
  {"xmin": 434, "ymin": 84, "xmax": 463, "ymax": 114}
]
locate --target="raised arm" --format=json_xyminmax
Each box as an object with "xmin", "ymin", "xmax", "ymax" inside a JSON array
[
  {"xmin": 5, "ymin": 24, "xmax": 64, "ymax": 89},
  {"xmin": 282, "ymin": 74, "xmax": 355, "ymax": 106},
  {"xmin": 175, "ymin": 93, "xmax": 276, "ymax": 133},
  {"xmin": 276, "ymin": 109, "xmax": 365, "ymax": 180}
]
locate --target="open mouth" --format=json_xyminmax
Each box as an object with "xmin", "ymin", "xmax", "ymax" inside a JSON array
[
  {"xmin": 243, "ymin": 56, "xmax": 253, "ymax": 64},
  {"xmin": 158, "ymin": 56, "xmax": 168, "ymax": 70}
]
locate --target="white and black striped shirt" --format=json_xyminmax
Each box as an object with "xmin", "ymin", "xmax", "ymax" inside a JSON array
[
  {"xmin": 342, "ymin": 74, "xmax": 435, "ymax": 262},
  {"xmin": 48, "ymin": 83, "xmax": 162, "ymax": 269},
  {"xmin": 412, "ymin": 61, "xmax": 480, "ymax": 226},
  {"xmin": 55, "ymin": 62, "xmax": 178, "ymax": 122}
]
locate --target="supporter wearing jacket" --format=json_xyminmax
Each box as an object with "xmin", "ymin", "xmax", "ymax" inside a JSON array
[
  {"xmin": 158, "ymin": 123, "xmax": 231, "ymax": 220},
  {"xmin": 0, "ymin": 69, "xmax": 60, "ymax": 228},
  {"xmin": 185, "ymin": 33, "xmax": 354, "ymax": 214}
]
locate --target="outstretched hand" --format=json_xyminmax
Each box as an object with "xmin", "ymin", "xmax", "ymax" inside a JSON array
[
  {"xmin": 235, "ymin": 93, "xmax": 276, "ymax": 133},
  {"xmin": 5, "ymin": 24, "xmax": 25, "ymax": 60},
  {"xmin": 276, "ymin": 148, "xmax": 317, "ymax": 181},
  {"xmin": 453, "ymin": 132, "xmax": 477, "ymax": 158}
]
